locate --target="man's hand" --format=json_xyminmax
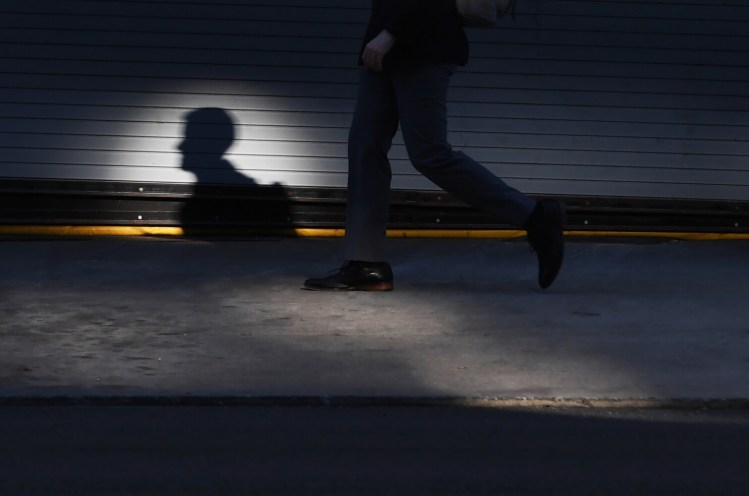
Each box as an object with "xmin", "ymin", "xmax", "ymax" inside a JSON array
[{"xmin": 362, "ymin": 30, "xmax": 396, "ymax": 72}]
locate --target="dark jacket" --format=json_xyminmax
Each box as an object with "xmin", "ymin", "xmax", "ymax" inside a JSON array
[{"xmin": 361, "ymin": 0, "xmax": 469, "ymax": 67}]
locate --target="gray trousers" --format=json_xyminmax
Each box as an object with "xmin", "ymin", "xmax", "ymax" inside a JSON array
[{"xmin": 344, "ymin": 63, "xmax": 537, "ymax": 262}]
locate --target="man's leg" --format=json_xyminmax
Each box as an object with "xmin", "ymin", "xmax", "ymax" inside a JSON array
[
  {"xmin": 392, "ymin": 63, "xmax": 536, "ymax": 227},
  {"xmin": 392, "ymin": 63, "xmax": 564, "ymax": 289},
  {"xmin": 303, "ymin": 69, "xmax": 399, "ymax": 291},
  {"xmin": 344, "ymin": 69, "xmax": 401, "ymax": 262}
]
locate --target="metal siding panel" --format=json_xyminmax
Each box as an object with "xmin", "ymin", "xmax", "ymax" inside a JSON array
[
  {"xmin": 0, "ymin": 0, "xmax": 748, "ymax": 201},
  {"xmin": 453, "ymin": 0, "xmax": 749, "ymax": 200}
]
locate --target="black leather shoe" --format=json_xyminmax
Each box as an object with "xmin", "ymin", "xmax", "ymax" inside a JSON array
[
  {"xmin": 304, "ymin": 261, "xmax": 394, "ymax": 291},
  {"xmin": 526, "ymin": 200, "xmax": 565, "ymax": 289}
]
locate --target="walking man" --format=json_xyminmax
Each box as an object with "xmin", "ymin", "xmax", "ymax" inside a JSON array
[{"xmin": 305, "ymin": 0, "xmax": 564, "ymax": 291}]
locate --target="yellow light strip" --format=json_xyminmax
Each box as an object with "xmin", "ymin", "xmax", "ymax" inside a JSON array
[
  {"xmin": 0, "ymin": 225, "xmax": 187, "ymax": 237},
  {"xmin": 1, "ymin": 225, "xmax": 748, "ymax": 241}
]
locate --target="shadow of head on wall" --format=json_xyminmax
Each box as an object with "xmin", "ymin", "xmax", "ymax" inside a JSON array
[
  {"xmin": 179, "ymin": 107, "xmax": 253, "ymax": 184},
  {"xmin": 178, "ymin": 107, "xmax": 293, "ymax": 232}
]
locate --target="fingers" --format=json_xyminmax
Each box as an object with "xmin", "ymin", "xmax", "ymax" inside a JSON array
[
  {"xmin": 362, "ymin": 30, "xmax": 395, "ymax": 72},
  {"xmin": 362, "ymin": 46, "xmax": 384, "ymax": 72}
]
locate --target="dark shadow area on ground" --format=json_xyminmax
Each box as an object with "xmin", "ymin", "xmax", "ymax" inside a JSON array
[{"xmin": 0, "ymin": 405, "xmax": 748, "ymax": 495}]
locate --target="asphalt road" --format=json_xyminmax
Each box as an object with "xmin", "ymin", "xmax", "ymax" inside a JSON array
[{"xmin": 1, "ymin": 406, "xmax": 748, "ymax": 495}]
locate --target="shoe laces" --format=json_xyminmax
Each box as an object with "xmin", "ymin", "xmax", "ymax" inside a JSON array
[{"xmin": 323, "ymin": 261, "xmax": 351, "ymax": 276}]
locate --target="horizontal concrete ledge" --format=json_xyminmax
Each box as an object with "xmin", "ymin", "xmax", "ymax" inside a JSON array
[
  {"xmin": 2, "ymin": 396, "xmax": 749, "ymax": 410},
  {"xmin": 2, "ymin": 225, "xmax": 749, "ymax": 241}
]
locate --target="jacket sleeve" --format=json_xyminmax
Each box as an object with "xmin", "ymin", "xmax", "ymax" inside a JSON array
[{"xmin": 382, "ymin": 0, "xmax": 429, "ymax": 43}]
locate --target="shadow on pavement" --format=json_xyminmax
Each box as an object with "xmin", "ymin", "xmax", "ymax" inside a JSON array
[{"xmin": 0, "ymin": 405, "xmax": 747, "ymax": 495}]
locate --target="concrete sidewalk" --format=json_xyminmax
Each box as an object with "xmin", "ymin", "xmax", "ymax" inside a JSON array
[{"xmin": 1, "ymin": 235, "xmax": 747, "ymax": 403}]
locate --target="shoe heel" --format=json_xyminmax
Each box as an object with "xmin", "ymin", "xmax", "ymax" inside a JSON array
[
  {"xmin": 362, "ymin": 282, "xmax": 394, "ymax": 292},
  {"xmin": 544, "ymin": 200, "xmax": 566, "ymax": 229}
]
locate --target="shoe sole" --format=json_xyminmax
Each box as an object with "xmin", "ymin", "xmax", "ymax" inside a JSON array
[
  {"xmin": 303, "ymin": 282, "xmax": 394, "ymax": 292},
  {"xmin": 538, "ymin": 200, "xmax": 565, "ymax": 290}
]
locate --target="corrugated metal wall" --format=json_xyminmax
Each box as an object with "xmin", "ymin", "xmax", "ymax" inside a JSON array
[{"xmin": 2, "ymin": 0, "xmax": 748, "ymax": 201}]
